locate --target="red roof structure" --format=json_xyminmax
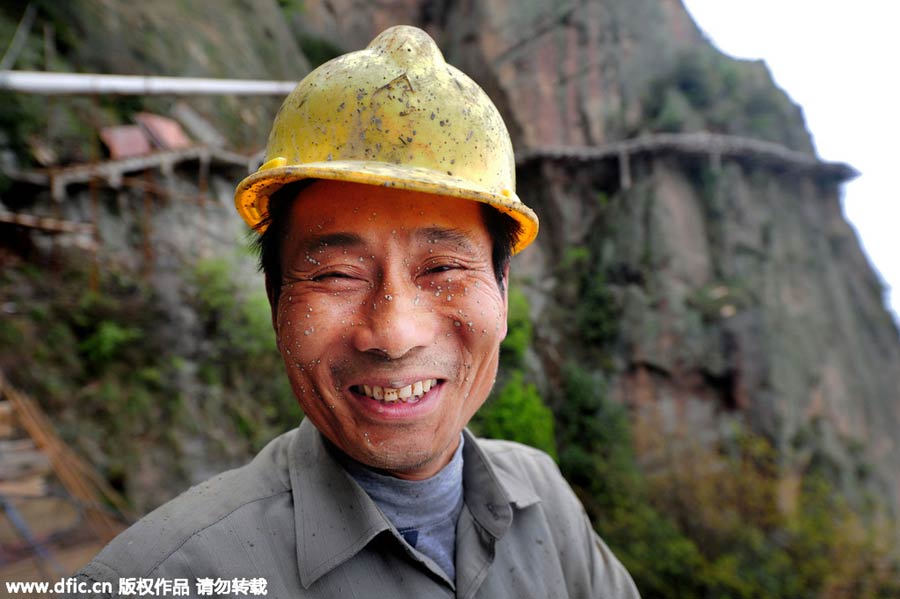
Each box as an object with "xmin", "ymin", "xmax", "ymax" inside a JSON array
[
  {"xmin": 135, "ymin": 112, "xmax": 193, "ymax": 150},
  {"xmin": 98, "ymin": 125, "xmax": 152, "ymax": 160}
]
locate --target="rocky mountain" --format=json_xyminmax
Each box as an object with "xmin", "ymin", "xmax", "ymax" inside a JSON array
[
  {"xmin": 293, "ymin": 0, "xmax": 900, "ymax": 520},
  {"xmin": 2, "ymin": 0, "xmax": 899, "ymax": 593}
]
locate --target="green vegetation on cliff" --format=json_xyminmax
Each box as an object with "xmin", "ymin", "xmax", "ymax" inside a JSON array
[
  {"xmin": 3, "ymin": 246, "xmax": 895, "ymax": 595},
  {"xmin": 0, "ymin": 253, "xmax": 301, "ymax": 509},
  {"xmin": 524, "ymin": 237, "xmax": 899, "ymax": 597},
  {"xmin": 471, "ymin": 284, "xmax": 558, "ymax": 458},
  {"xmin": 642, "ymin": 47, "xmax": 812, "ymax": 151}
]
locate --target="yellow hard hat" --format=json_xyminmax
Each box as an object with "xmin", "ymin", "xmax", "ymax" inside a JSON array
[{"xmin": 234, "ymin": 25, "xmax": 538, "ymax": 254}]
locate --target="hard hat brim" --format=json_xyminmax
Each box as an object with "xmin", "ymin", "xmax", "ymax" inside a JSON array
[{"xmin": 234, "ymin": 160, "xmax": 539, "ymax": 255}]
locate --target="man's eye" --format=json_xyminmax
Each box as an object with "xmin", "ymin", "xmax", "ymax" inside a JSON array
[
  {"xmin": 312, "ymin": 272, "xmax": 354, "ymax": 282},
  {"xmin": 425, "ymin": 264, "xmax": 459, "ymax": 275}
]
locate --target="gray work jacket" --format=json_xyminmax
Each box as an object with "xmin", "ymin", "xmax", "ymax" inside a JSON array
[{"xmin": 73, "ymin": 419, "xmax": 640, "ymax": 598}]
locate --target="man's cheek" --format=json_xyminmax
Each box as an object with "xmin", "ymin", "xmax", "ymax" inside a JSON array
[
  {"xmin": 276, "ymin": 314, "xmax": 313, "ymax": 366},
  {"xmin": 472, "ymin": 289, "xmax": 508, "ymax": 336}
]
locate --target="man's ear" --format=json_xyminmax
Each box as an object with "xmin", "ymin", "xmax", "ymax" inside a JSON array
[
  {"xmin": 500, "ymin": 263, "xmax": 511, "ymax": 340},
  {"xmin": 265, "ymin": 274, "xmax": 279, "ymax": 334}
]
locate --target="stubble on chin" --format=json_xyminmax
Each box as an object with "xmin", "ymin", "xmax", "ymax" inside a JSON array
[{"xmin": 351, "ymin": 431, "xmax": 462, "ymax": 479}]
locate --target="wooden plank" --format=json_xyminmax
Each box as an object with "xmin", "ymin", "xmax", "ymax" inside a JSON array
[
  {"xmin": 516, "ymin": 132, "xmax": 858, "ymax": 182},
  {"xmin": 0, "ymin": 210, "xmax": 95, "ymax": 234},
  {"xmin": 0, "ymin": 475, "xmax": 47, "ymax": 497},
  {"xmin": 0, "ymin": 439, "xmax": 37, "ymax": 452},
  {"xmin": 0, "ymin": 448, "xmax": 51, "ymax": 480},
  {"xmin": 0, "ymin": 401, "xmax": 15, "ymax": 438},
  {"xmin": 0, "ymin": 373, "xmax": 129, "ymax": 540}
]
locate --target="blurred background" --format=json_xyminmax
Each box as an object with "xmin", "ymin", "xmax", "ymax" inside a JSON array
[{"xmin": 1, "ymin": 1, "xmax": 898, "ymax": 597}]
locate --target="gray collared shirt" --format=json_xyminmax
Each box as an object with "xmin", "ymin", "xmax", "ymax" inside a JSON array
[{"xmin": 73, "ymin": 419, "xmax": 640, "ymax": 598}]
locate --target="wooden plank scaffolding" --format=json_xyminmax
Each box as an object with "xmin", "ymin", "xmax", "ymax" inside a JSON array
[
  {"xmin": 1, "ymin": 130, "xmax": 854, "ymax": 243},
  {"xmin": 0, "ymin": 371, "xmax": 131, "ymax": 574},
  {"xmin": 0, "ymin": 70, "xmax": 288, "ymax": 579},
  {"xmin": 3, "ymin": 146, "xmax": 253, "ymax": 203},
  {"xmin": 1, "ymin": 145, "xmax": 255, "ymax": 277},
  {"xmin": 517, "ymin": 131, "xmax": 858, "ymax": 189},
  {"xmin": 0, "ymin": 210, "xmax": 94, "ymax": 236},
  {"xmin": 0, "ymin": 70, "xmax": 279, "ymax": 243}
]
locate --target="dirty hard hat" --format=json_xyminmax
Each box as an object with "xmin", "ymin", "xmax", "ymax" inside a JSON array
[{"xmin": 234, "ymin": 25, "xmax": 538, "ymax": 254}]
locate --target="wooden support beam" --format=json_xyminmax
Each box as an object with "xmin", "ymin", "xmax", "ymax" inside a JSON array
[
  {"xmin": 89, "ymin": 176, "xmax": 100, "ymax": 291},
  {"xmin": 141, "ymin": 170, "xmax": 154, "ymax": 278},
  {"xmin": 0, "ymin": 373, "xmax": 130, "ymax": 541},
  {"xmin": 0, "ymin": 400, "xmax": 14, "ymax": 438},
  {"xmin": 710, "ymin": 151, "xmax": 722, "ymax": 173},
  {"xmin": 9, "ymin": 147, "xmax": 250, "ymax": 202},
  {"xmin": 198, "ymin": 152, "xmax": 210, "ymax": 256},
  {"xmin": 516, "ymin": 132, "xmax": 858, "ymax": 182},
  {"xmin": 619, "ymin": 149, "xmax": 632, "ymax": 190},
  {"xmin": 0, "ymin": 474, "xmax": 47, "ymax": 496},
  {"xmin": 0, "ymin": 440, "xmax": 52, "ymax": 480},
  {"xmin": 0, "ymin": 210, "xmax": 95, "ymax": 235}
]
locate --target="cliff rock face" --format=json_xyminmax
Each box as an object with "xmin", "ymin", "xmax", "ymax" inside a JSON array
[
  {"xmin": 296, "ymin": 0, "xmax": 900, "ymax": 512},
  {"xmin": 2, "ymin": 0, "xmax": 898, "ymax": 519}
]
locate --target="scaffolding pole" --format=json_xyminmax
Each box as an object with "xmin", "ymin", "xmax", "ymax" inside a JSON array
[{"xmin": 0, "ymin": 70, "xmax": 296, "ymax": 96}]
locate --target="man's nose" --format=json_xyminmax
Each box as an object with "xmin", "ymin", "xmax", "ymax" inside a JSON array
[{"xmin": 352, "ymin": 278, "xmax": 437, "ymax": 359}]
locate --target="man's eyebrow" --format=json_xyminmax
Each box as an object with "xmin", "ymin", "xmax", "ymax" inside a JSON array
[
  {"xmin": 297, "ymin": 232, "xmax": 365, "ymax": 254},
  {"xmin": 414, "ymin": 226, "xmax": 478, "ymax": 253}
]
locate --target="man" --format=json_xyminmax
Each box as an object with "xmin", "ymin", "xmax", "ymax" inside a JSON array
[{"xmin": 73, "ymin": 26, "xmax": 639, "ymax": 598}]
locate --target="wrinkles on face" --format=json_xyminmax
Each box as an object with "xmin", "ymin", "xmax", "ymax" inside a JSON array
[{"xmin": 272, "ymin": 180, "xmax": 507, "ymax": 479}]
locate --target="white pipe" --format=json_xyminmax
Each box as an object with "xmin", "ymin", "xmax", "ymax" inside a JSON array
[{"xmin": 0, "ymin": 71, "xmax": 297, "ymax": 95}]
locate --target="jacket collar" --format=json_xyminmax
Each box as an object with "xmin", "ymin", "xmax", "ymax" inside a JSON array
[
  {"xmin": 460, "ymin": 429, "xmax": 542, "ymax": 537},
  {"xmin": 289, "ymin": 419, "xmax": 391, "ymax": 589},
  {"xmin": 288, "ymin": 420, "xmax": 543, "ymax": 588}
]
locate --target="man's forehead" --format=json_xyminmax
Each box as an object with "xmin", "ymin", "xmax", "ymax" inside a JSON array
[
  {"xmin": 290, "ymin": 226, "xmax": 482, "ymax": 257},
  {"xmin": 282, "ymin": 181, "xmax": 490, "ymax": 252}
]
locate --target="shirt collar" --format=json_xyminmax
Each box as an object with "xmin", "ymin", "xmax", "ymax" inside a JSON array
[
  {"xmin": 289, "ymin": 419, "xmax": 392, "ymax": 589},
  {"xmin": 333, "ymin": 434, "xmax": 465, "ymax": 532},
  {"xmin": 460, "ymin": 429, "xmax": 542, "ymax": 538},
  {"xmin": 288, "ymin": 421, "xmax": 543, "ymax": 588}
]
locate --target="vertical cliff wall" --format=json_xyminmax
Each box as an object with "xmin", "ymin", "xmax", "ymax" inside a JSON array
[
  {"xmin": 294, "ymin": 0, "xmax": 900, "ymax": 514},
  {"xmin": 3, "ymin": 0, "xmax": 898, "ymax": 522}
]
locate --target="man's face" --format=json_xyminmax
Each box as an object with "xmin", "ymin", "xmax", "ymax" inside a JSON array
[{"xmin": 271, "ymin": 180, "xmax": 508, "ymax": 480}]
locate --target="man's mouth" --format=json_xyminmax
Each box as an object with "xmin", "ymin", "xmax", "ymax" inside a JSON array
[{"xmin": 351, "ymin": 378, "xmax": 439, "ymax": 404}]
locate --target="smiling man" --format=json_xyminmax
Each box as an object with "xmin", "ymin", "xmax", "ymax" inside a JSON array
[
  {"xmin": 270, "ymin": 182, "xmax": 506, "ymax": 481},
  {"xmin": 72, "ymin": 25, "xmax": 639, "ymax": 598}
]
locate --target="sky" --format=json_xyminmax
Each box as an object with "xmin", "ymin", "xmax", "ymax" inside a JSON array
[{"xmin": 681, "ymin": 0, "xmax": 900, "ymax": 326}]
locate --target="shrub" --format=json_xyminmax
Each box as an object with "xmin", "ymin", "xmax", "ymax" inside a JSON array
[
  {"xmin": 642, "ymin": 48, "xmax": 808, "ymax": 149},
  {"xmin": 555, "ymin": 363, "xmax": 708, "ymax": 597},
  {"xmin": 474, "ymin": 371, "xmax": 557, "ymax": 459},
  {"xmin": 79, "ymin": 321, "xmax": 142, "ymax": 366},
  {"xmin": 500, "ymin": 284, "xmax": 532, "ymax": 368},
  {"xmin": 189, "ymin": 257, "xmax": 302, "ymax": 447},
  {"xmin": 576, "ymin": 271, "xmax": 619, "ymax": 349}
]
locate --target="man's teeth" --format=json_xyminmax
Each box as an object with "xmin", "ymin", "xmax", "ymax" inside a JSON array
[{"xmin": 358, "ymin": 379, "xmax": 437, "ymax": 403}]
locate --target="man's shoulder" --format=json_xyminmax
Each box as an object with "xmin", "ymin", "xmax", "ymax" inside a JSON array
[
  {"xmin": 80, "ymin": 428, "xmax": 299, "ymax": 581},
  {"xmin": 471, "ymin": 437, "xmax": 642, "ymax": 598},
  {"xmin": 470, "ymin": 436, "xmax": 573, "ymax": 507},
  {"xmin": 474, "ymin": 437, "xmax": 558, "ymax": 474}
]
